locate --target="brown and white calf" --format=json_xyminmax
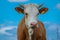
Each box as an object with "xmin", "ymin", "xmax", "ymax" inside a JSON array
[{"xmin": 15, "ymin": 4, "xmax": 48, "ymax": 40}]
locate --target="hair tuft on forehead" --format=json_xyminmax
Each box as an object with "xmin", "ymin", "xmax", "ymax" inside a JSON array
[{"xmin": 24, "ymin": 4, "xmax": 39, "ymax": 8}]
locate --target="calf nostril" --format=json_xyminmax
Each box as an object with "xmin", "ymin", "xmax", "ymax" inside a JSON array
[
  {"xmin": 31, "ymin": 23, "xmax": 37, "ymax": 26},
  {"xmin": 31, "ymin": 23, "xmax": 33, "ymax": 25}
]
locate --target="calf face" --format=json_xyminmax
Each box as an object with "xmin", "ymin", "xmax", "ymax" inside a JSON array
[
  {"xmin": 15, "ymin": 4, "xmax": 48, "ymax": 29},
  {"xmin": 24, "ymin": 4, "xmax": 39, "ymax": 28}
]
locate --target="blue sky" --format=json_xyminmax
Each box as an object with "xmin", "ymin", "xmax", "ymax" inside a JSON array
[{"xmin": 0, "ymin": 0, "xmax": 60, "ymax": 40}]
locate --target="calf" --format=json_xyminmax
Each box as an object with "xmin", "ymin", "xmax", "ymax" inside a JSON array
[{"xmin": 15, "ymin": 4, "xmax": 48, "ymax": 40}]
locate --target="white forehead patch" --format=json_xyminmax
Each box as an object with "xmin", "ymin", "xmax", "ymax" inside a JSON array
[
  {"xmin": 24, "ymin": 4, "xmax": 38, "ymax": 27},
  {"xmin": 24, "ymin": 4, "xmax": 39, "ymax": 15}
]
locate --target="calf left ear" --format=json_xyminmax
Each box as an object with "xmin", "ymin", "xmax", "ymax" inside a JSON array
[
  {"xmin": 15, "ymin": 7, "xmax": 24, "ymax": 13},
  {"xmin": 39, "ymin": 7, "xmax": 48, "ymax": 14}
]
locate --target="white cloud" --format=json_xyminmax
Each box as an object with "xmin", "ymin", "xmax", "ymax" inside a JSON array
[
  {"xmin": 0, "ymin": 26, "xmax": 17, "ymax": 36},
  {"xmin": 58, "ymin": 27, "xmax": 60, "ymax": 33},
  {"xmin": 47, "ymin": 24, "xmax": 57, "ymax": 30},
  {"xmin": 43, "ymin": 21, "xmax": 50, "ymax": 25},
  {"xmin": 43, "ymin": 22, "xmax": 60, "ymax": 30},
  {"xmin": 56, "ymin": 3, "xmax": 60, "ymax": 9},
  {"xmin": 7, "ymin": 21, "xmax": 14, "ymax": 24},
  {"xmin": 0, "ymin": 24, "xmax": 5, "ymax": 27},
  {"xmin": 9, "ymin": 36, "xmax": 17, "ymax": 40},
  {"xmin": 0, "ymin": 20, "xmax": 18, "ymax": 36},
  {"xmin": 8, "ymin": 0, "xmax": 28, "ymax": 2},
  {"xmin": 4, "ymin": 20, "xmax": 15, "ymax": 24},
  {"xmin": 43, "ymin": 22, "xmax": 60, "ymax": 40}
]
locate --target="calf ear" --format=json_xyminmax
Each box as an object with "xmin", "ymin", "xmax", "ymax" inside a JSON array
[
  {"xmin": 15, "ymin": 7, "xmax": 24, "ymax": 13},
  {"xmin": 39, "ymin": 7, "xmax": 48, "ymax": 14}
]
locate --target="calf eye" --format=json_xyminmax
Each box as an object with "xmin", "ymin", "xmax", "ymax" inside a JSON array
[
  {"xmin": 25, "ymin": 13, "xmax": 28, "ymax": 15},
  {"xmin": 37, "ymin": 13, "xmax": 39, "ymax": 15},
  {"xmin": 25, "ymin": 13, "xmax": 28, "ymax": 18}
]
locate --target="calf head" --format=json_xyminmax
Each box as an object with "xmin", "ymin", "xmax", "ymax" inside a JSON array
[{"xmin": 15, "ymin": 4, "xmax": 48, "ymax": 29}]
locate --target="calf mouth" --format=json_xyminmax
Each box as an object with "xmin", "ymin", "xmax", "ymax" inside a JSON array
[{"xmin": 31, "ymin": 26, "xmax": 37, "ymax": 29}]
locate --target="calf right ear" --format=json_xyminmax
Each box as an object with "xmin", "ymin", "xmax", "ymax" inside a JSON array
[
  {"xmin": 15, "ymin": 7, "xmax": 24, "ymax": 13},
  {"xmin": 39, "ymin": 7, "xmax": 48, "ymax": 14}
]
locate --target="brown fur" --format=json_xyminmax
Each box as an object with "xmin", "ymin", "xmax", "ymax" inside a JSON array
[
  {"xmin": 17, "ymin": 18, "xmax": 46, "ymax": 40},
  {"xmin": 39, "ymin": 8, "xmax": 48, "ymax": 14},
  {"xmin": 15, "ymin": 7, "xmax": 24, "ymax": 13}
]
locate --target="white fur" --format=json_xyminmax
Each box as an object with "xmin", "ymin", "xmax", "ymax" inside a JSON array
[
  {"xmin": 28, "ymin": 28, "xmax": 33, "ymax": 40},
  {"xmin": 24, "ymin": 4, "xmax": 39, "ymax": 40},
  {"xmin": 24, "ymin": 4, "xmax": 39, "ymax": 28}
]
